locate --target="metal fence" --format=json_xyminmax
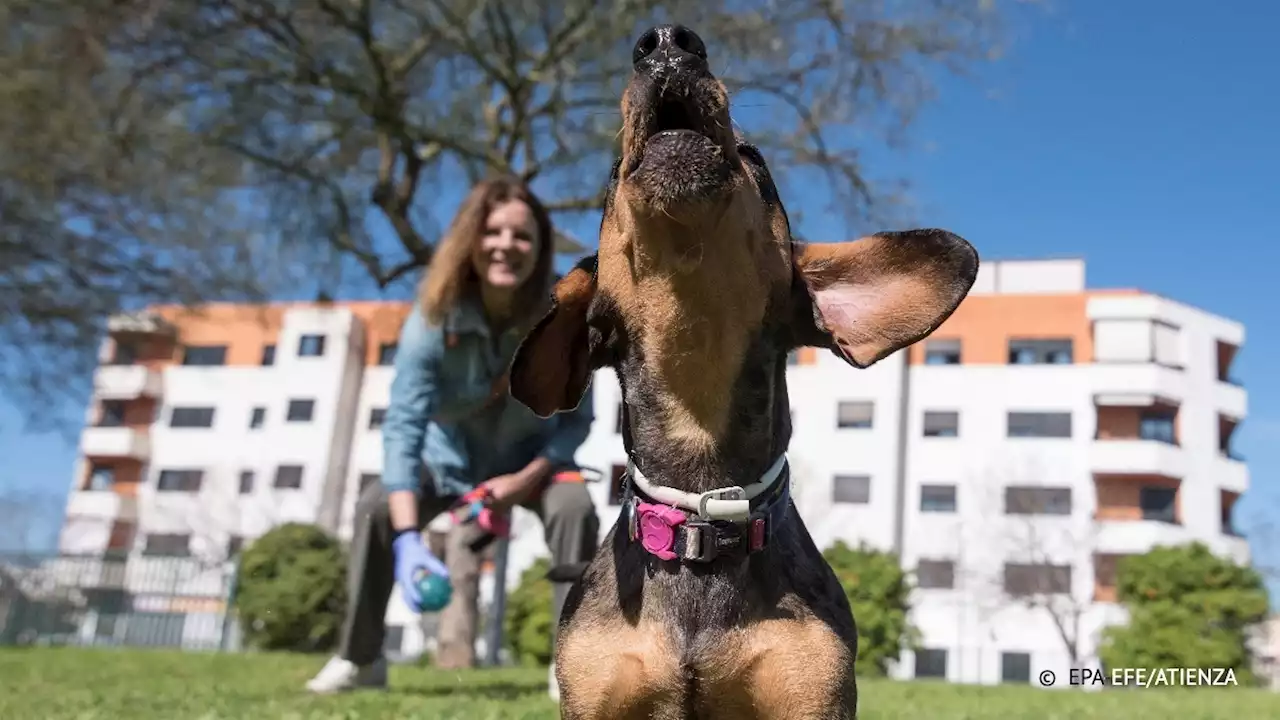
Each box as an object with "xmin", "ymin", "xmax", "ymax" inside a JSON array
[{"xmin": 0, "ymin": 552, "xmax": 239, "ymax": 651}]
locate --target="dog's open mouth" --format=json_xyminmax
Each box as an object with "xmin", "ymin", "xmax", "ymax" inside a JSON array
[
  {"xmin": 626, "ymin": 88, "xmax": 719, "ymax": 174},
  {"xmin": 654, "ymin": 93, "xmax": 700, "ymax": 137},
  {"xmin": 622, "ymin": 81, "xmax": 733, "ymax": 206}
]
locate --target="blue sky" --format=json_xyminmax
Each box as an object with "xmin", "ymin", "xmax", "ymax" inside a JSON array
[{"xmin": 2, "ymin": 1, "xmax": 1277, "ymax": 594}]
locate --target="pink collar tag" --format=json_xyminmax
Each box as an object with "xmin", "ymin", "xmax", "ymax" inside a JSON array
[{"xmin": 634, "ymin": 502, "xmax": 687, "ymax": 561}]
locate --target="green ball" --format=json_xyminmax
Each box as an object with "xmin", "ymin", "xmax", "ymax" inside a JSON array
[{"xmin": 415, "ymin": 571, "xmax": 453, "ymax": 612}]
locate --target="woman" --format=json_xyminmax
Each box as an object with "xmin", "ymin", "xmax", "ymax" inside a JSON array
[{"xmin": 306, "ymin": 176, "xmax": 599, "ymax": 696}]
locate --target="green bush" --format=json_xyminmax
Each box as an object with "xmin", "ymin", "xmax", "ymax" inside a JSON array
[
  {"xmin": 504, "ymin": 557, "xmax": 555, "ymax": 667},
  {"xmin": 1098, "ymin": 542, "xmax": 1269, "ymax": 685},
  {"xmin": 822, "ymin": 540, "xmax": 920, "ymax": 677},
  {"xmin": 232, "ymin": 523, "xmax": 348, "ymax": 653}
]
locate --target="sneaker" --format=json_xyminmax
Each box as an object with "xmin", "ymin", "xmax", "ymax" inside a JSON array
[
  {"xmin": 304, "ymin": 655, "xmax": 388, "ymax": 694},
  {"xmin": 548, "ymin": 660, "xmax": 560, "ymax": 702}
]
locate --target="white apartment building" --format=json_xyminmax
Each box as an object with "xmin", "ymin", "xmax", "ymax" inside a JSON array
[{"xmin": 57, "ymin": 258, "xmax": 1250, "ymax": 682}]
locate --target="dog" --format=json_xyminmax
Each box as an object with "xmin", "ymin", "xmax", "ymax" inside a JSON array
[{"xmin": 510, "ymin": 24, "xmax": 979, "ymax": 720}]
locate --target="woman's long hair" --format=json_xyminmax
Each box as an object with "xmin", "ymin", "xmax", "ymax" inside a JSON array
[{"xmin": 418, "ymin": 176, "xmax": 556, "ymax": 331}]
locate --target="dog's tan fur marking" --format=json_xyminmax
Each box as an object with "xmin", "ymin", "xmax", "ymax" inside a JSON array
[
  {"xmin": 695, "ymin": 617, "xmax": 855, "ymax": 720},
  {"xmin": 555, "ymin": 618, "xmax": 686, "ymax": 720},
  {"xmin": 596, "ymin": 168, "xmax": 787, "ymax": 455}
]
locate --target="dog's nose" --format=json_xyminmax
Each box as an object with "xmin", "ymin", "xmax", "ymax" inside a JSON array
[{"xmin": 633, "ymin": 25, "xmax": 708, "ymax": 74}]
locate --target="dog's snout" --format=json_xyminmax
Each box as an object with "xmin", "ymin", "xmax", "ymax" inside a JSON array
[{"xmin": 633, "ymin": 25, "xmax": 708, "ymax": 75}]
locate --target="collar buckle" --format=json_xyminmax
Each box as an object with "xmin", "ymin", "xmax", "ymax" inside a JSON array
[{"xmin": 696, "ymin": 486, "xmax": 747, "ymax": 520}]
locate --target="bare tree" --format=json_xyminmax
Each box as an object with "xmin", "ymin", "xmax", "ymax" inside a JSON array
[
  {"xmin": 965, "ymin": 462, "xmax": 1098, "ymax": 668},
  {"xmin": 0, "ymin": 489, "xmax": 65, "ymax": 558},
  {"xmin": 1, "ymin": 0, "xmax": 1033, "ymax": 421}
]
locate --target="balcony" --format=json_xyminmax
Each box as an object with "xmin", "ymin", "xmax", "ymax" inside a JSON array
[
  {"xmin": 1091, "ymin": 364, "xmax": 1185, "ymax": 407},
  {"xmin": 80, "ymin": 427, "xmax": 151, "ymax": 460},
  {"xmin": 93, "ymin": 365, "xmax": 162, "ymax": 400},
  {"xmin": 1090, "ymin": 440, "xmax": 1184, "ymax": 478},
  {"xmin": 107, "ymin": 311, "xmax": 176, "ymax": 338},
  {"xmin": 65, "ymin": 491, "xmax": 138, "ymax": 521},
  {"xmin": 1094, "ymin": 518, "xmax": 1190, "ymax": 555},
  {"xmin": 1215, "ymin": 380, "xmax": 1247, "ymax": 420},
  {"xmin": 1217, "ymin": 454, "xmax": 1249, "ymax": 495}
]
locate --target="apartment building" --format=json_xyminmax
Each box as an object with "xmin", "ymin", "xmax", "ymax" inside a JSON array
[{"xmin": 57, "ymin": 257, "xmax": 1249, "ymax": 678}]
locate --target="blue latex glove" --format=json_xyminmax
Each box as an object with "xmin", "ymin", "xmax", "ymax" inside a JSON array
[{"xmin": 392, "ymin": 530, "xmax": 450, "ymax": 611}]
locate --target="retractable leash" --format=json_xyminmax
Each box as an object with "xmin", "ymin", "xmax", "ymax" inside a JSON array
[
  {"xmin": 418, "ymin": 466, "xmax": 602, "ymax": 610},
  {"xmin": 410, "ymin": 487, "xmax": 508, "ymax": 613}
]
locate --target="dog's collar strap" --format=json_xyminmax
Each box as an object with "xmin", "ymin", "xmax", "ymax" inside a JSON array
[
  {"xmin": 626, "ymin": 453, "xmax": 787, "ymax": 520},
  {"xmin": 621, "ymin": 457, "xmax": 791, "ymax": 563}
]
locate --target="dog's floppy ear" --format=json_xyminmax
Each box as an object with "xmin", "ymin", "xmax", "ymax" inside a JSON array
[
  {"xmin": 510, "ymin": 253, "xmax": 605, "ymax": 417},
  {"xmin": 791, "ymin": 229, "xmax": 978, "ymax": 368}
]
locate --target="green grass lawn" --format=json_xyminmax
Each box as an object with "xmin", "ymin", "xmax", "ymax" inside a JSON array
[{"xmin": 1, "ymin": 647, "xmax": 1273, "ymax": 719}]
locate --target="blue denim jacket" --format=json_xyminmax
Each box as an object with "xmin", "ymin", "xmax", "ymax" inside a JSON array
[{"xmin": 381, "ymin": 292, "xmax": 595, "ymax": 498}]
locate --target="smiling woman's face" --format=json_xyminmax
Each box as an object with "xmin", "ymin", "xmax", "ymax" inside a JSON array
[{"xmin": 471, "ymin": 199, "xmax": 541, "ymax": 290}]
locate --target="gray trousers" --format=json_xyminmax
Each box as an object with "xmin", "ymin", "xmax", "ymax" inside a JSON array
[{"xmin": 337, "ymin": 475, "xmax": 599, "ymax": 666}]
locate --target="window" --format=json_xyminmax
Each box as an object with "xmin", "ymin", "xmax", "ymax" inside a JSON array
[
  {"xmin": 1222, "ymin": 495, "xmax": 1237, "ymax": 536},
  {"xmin": 142, "ymin": 533, "xmax": 191, "ymax": 557},
  {"xmin": 261, "ymin": 344, "xmax": 276, "ymax": 366},
  {"xmin": 1139, "ymin": 486, "xmax": 1177, "ymax": 523},
  {"xmin": 368, "ymin": 408, "xmax": 386, "ymax": 429},
  {"xmin": 86, "ymin": 464, "xmax": 116, "ymax": 491},
  {"xmin": 919, "ymin": 484, "xmax": 957, "ymax": 513},
  {"xmin": 112, "ymin": 342, "xmax": 137, "ymax": 365},
  {"xmin": 156, "ymin": 469, "xmax": 203, "ymax": 492},
  {"xmin": 923, "ymin": 411, "xmax": 959, "ymax": 437},
  {"xmin": 181, "ymin": 345, "xmax": 227, "ymax": 366},
  {"xmin": 836, "ymin": 401, "xmax": 874, "ymax": 429},
  {"xmin": 1001, "ymin": 652, "xmax": 1031, "ymax": 683},
  {"xmin": 1008, "ymin": 339, "xmax": 1073, "ymax": 365},
  {"xmin": 378, "ymin": 343, "xmax": 397, "ymax": 365},
  {"xmin": 924, "ymin": 339, "xmax": 961, "ymax": 365},
  {"xmin": 274, "ymin": 464, "xmax": 304, "ymax": 489},
  {"xmin": 359, "ymin": 473, "xmax": 380, "ymax": 495},
  {"xmin": 98, "ymin": 400, "xmax": 126, "ymax": 427},
  {"xmin": 1003, "ymin": 563, "xmax": 1072, "ymax": 596},
  {"xmin": 1007, "ymin": 411, "xmax": 1072, "ymax": 438},
  {"xmin": 914, "ymin": 649, "xmax": 947, "ymax": 679},
  {"xmin": 249, "ymin": 406, "xmax": 266, "ymax": 429},
  {"xmin": 169, "ymin": 406, "xmax": 215, "ymax": 428},
  {"xmin": 297, "ymin": 334, "xmax": 326, "ymax": 357},
  {"xmin": 238, "ymin": 471, "xmax": 254, "ymax": 495},
  {"xmin": 286, "ymin": 399, "xmax": 314, "ymax": 422},
  {"xmin": 609, "ymin": 464, "xmax": 627, "ymax": 506},
  {"xmin": 1138, "ymin": 410, "xmax": 1177, "ymax": 444},
  {"xmin": 227, "ymin": 536, "xmax": 245, "ymax": 557},
  {"xmin": 1004, "ymin": 487, "xmax": 1072, "ymax": 515},
  {"xmin": 832, "ymin": 475, "xmax": 871, "ymax": 504},
  {"xmin": 1094, "ymin": 553, "xmax": 1124, "ymax": 592},
  {"xmin": 916, "ymin": 560, "xmax": 955, "ymax": 589}
]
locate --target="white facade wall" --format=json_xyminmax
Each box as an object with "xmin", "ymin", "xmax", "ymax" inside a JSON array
[{"xmin": 56, "ymin": 260, "xmax": 1253, "ymax": 672}]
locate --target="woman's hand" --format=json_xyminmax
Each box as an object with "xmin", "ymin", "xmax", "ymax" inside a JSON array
[
  {"xmin": 482, "ymin": 457, "xmax": 553, "ymax": 510},
  {"xmin": 482, "ymin": 472, "xmax": 539, "ymax": 510}
]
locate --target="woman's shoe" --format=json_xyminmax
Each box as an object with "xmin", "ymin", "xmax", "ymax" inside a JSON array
[{"xmin": 304, "ymin": 655, "xmax": 388, "ymax": 694}]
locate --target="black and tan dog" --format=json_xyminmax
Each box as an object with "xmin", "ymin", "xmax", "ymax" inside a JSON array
[{"xmin": 510, "ymin": 24, "xmax": 978, "ymax": 720}]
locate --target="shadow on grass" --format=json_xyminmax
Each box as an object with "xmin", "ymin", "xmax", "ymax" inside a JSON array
[{"xmin": 393, "ymin": 680, "xmax": 549, "ymax": 701}]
